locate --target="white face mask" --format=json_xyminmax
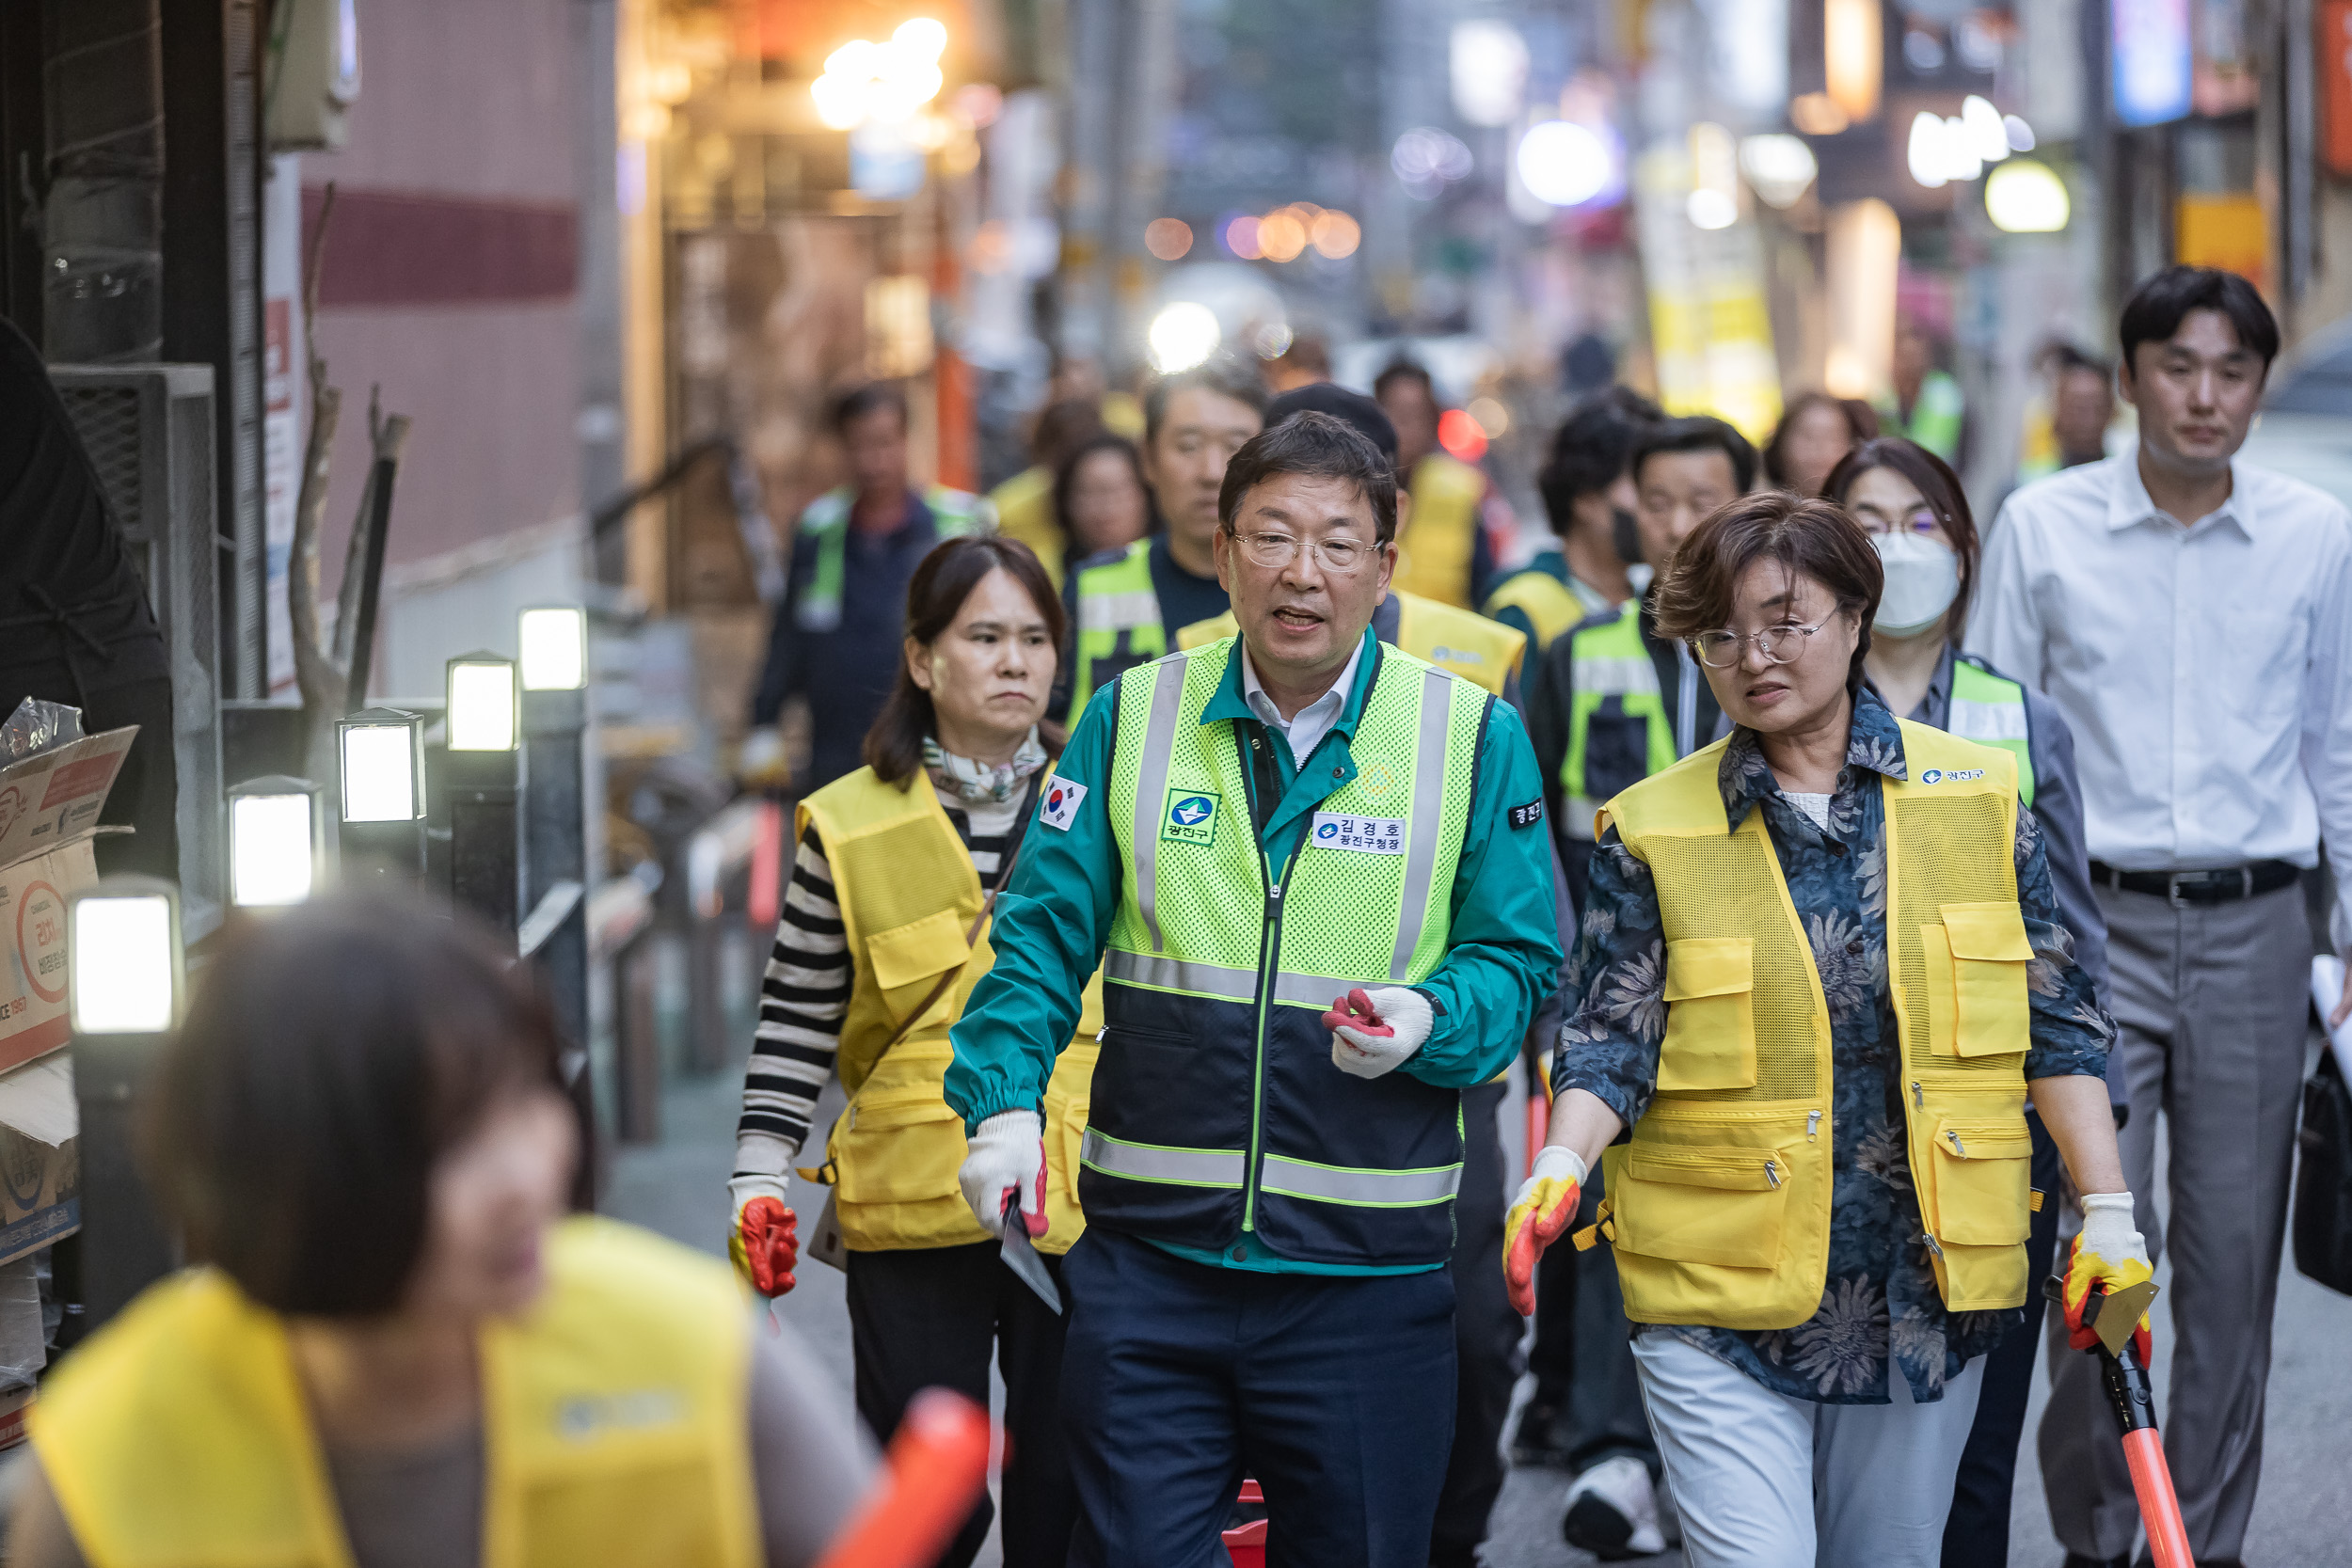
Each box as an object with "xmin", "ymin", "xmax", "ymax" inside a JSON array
[{"xmin": 1871, "ymin": 531, "xmax": 1960, "ymax": 637}]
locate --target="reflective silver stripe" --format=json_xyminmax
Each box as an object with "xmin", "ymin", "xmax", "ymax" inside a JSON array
[
  {"xmin": 1577, "ymin": 655, "xmax": 1661, "ymax": 698},
  {"xmin": 1259, "ymin": 1153, "xmax": 1463, "ymax": 1207},
  {"xmin": 1106, "ymin": 949, "xmax": 1258, "ymax": 1000},
  {"xmin": 1391, "ymin": 667, "xmax": 1453, "ymax": 980},
  {"xmin": 1269, "ymin": 969, "xmax": 1375, "ymax": 1008},
  {"xmin": 1132, "ymin": 663, "xmax": 1186, "ymax": 951},
  {"xmin": 1081, "ymin": 1128, "xmax": 1247, "ymax": 1188},
  {"xmin": 1947, "ymin": 695, "xmax": 2028, "ymax": 743},
  {"xmin": 1078, "ymin": 590, "xmax": 1162, "ymax": 632},
  {"xmin": 1565, "ymin": 795, "xmax": 1601, "ymax": 841}
]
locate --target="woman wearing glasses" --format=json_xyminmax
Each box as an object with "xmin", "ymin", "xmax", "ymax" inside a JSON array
[
  {"xmin": 1502, "ymin": 491, "xmax": 2142, "ymax": 1567},
  {"xmin": 1825, "ymin": 436, "xmax": 2114, "ymax": 1564}
]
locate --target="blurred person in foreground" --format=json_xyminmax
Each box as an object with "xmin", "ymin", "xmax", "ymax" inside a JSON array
[
  {"xmin": 1512, "ymin": 491, "xmax": 2129, "ymax": 1567},
  {"xmin": 1485, "ymin": 386, "xmax": 1661, "ymax": 655},
  {"xmin": 992, "ymin": 397, "xmax": 1108, "ymax": 589},
  {"xmin": 1175, "ymin": 383, "xmax": 1528, "ymax": 703},
  {"xmin": 1055, "ymin": 358, "xmax": 1266, "ymax": 723},
  {"xmin": 1052, "ymin": 432, "xmax": 1154, "ymax": 564},
  {"xmin": 744, "ymin": 383, "xmax": 993, "ymax": 790},
  {"xmin": 947, "ymin": 412, "xmax": 1559, "ymax": 1566},
  {"xmin": 14, "ymin": 895, "xmax": 872, "ymax": 1568},
  {"xmin": 1763, "ymin": 391, "xmax": 1879, "ymax": 498},
  {"xmin": 1823, "ymin": 436, "xmax": 2117, "ymax": 1566},
  {"xmin": 731, "ymin": 534, "xmax": 1094, "ymax": 1567},
  {"xmin": 1375, "ymin": 358, "xmax": 1512, "ymax": 610},
  {"xmin": 1975, "ymin": 265, "xmax": 2352, "ymax": 1568}
]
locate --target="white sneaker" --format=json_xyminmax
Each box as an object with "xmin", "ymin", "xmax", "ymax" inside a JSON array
[{"xmin": 1560, "ymin": 1454, "xmax": 1667, "ymax": 1560}]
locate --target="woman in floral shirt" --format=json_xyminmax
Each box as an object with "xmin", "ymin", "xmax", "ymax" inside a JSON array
[{"xmin": 1502, "ymin": 493, "xmax": 2146, "ymax": 1568}]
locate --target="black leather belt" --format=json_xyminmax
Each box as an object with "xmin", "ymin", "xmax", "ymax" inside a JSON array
[{"xmin": 2090, "ymin": 859, "xmax": 2301, "ymax": 905}]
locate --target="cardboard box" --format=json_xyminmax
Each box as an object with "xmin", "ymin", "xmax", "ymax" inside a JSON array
[{"xmin": 0, "ymin": 1385, "xmax": 34, "ymax": 1450}]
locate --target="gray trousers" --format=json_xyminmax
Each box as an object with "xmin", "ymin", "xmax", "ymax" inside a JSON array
[
  {"xmin": 1633, "ymin": 1333, "xmax": 1984, "ymax": 1568},
  {"xmin": 2038, "ymin": 881, "xmax": 2311, "ymax": 1561}
]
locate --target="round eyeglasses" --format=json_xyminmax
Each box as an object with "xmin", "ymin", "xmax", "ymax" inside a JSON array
[
  {"xmin": 1229, "ymin": 531, "xmax": 1383, "ymax": 576},
  {"xmin": 1690, "ymin": 613, "xmax": 1836, "ymax": 669}
]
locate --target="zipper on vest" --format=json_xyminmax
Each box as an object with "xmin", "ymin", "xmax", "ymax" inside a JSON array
[
  {"xmin": 1947, "ymin": 1128, "xmax": 1967, "ymax": 1158},
  {"xmin": 1911, "ymin": 1079, "xmax": 1925, "ymax": 1110},
  {"xmin": 1807, "ymin": 1109, "xmax": 1821, "ymax": 1142},
  {"xmin": 1243, "ymin": 876, "xmax": 1284, "ymax": 1232},
  {"xmin": 1764, "ymin": 1157, "xmax": 1781, "ymax": 1188}
]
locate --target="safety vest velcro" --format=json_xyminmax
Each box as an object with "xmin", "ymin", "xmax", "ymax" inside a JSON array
[
  {"xmin": 1946, "ymin": 658, "xmax": 2036, "ymax": 809},
  {"xmin": 1561, "ymin": 608, "xmax": 1676, "ymax": 839},
  {"xmin": 33, "ymin": 1219, "xmax": 761, "ymax": 1568},
  {"xmin": 1088, "ymin": 637, "xmax": 1491, "ymax": 1266},
  {"xmin": 1390, "ymin": 453, "xmax": 1486, "ymax": 609},
  {"xmin": 1066, "ymin": 538, "xmax": 1166, "ymax": 724},
  {"xmin": 803, "ymin": 766, "xmax": 1100, "ymax": 1254},
  {"xmin": 1174, "ymin": 591, "xmax": 1525, "ymax": 699},
  {"xmin": 795, "ymin": 486, "xmax": 990, "ymax": 632},
  {"xmin": 1592, "ymin": 720, "xmax": 2032, "ymax": 1331}
]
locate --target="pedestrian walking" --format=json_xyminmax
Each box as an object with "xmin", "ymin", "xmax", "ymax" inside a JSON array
[
  {"xmin": 1375, "ymin": 358, "xmax": 1511, "ymax": 609},
  {"xmin": 1822, "ymin": 436, "xmax": 2120, "ymax": 1564},
  {"xmin": 729, "ymin": 533, "xmax": 1095, "ymax": 1568},
  {"xmin": 744, "ymin": 383, "xmax": 993, "ymax": 790},
  {"xmin": 1971, "ymin": 264, "xmax": 2352, "ymax": 1568},
  {"xmin": 993, "ymin": 397, "xmax": 1109, "ymax": 589},
  {"xmin": 1763, "ymin": 390, "xmax": 1878, "ymax": 498},
  {"xmin": 1051, "ymin": 431, "xmax": 1154, "ymax": 565},
  {"xmin": 1512, "ymin": 491, "xmax": 2138, "ymax": 1568},
  {"xmin": 947, "ymin": 411, "xmax": 1560, "ymax": 1567},
  {"xmin": 1057, "ymin": 359, "xmax": 1265, "ymax": 722},
  {"xmin": 1485, "ymin": 386, "xmax": 1661, "ymax": 655},
  {"xmin": 12, "ymin": 895, "xmax": 873, "ymax": 1568}
]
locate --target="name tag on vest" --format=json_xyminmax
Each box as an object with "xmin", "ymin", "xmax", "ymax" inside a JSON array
[{"xmin": 1310, "ymin": 812, "xmax": 1406, "ymax": 855}]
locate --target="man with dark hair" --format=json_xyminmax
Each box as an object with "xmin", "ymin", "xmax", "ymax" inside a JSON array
[
  {"xmin": 946, "ymin": 412, "xmax": 1560, "ymax": 1568},
  {"xmin": 1974, "ymin": 264, "xmax": 2352, "ymax": 1568},
  {"xmin": 1486, "ymin": 387, "xmax": 1663, "ymax": 654},
  {"xmin": 745, "ymin": 381, "xmax": 993, "ymax": 790},
  {"xmin": 1883, "ymin": 317, "xmax": 1966, "ymax": 463},
  {"xmin": 1374, "ymin": 358, "xmax": 1510, "ymax": 610},
  {"xmin": 1510, "ymin": 408, "xmax": 1753, "ymax": 1555},
  {"xmin": 991, "ymin": 397, "xmax": 1107, "ymax": 588},
  {"xmin": 1056, "ymin": 358, "xmax": 1266, "ymax": 722}
]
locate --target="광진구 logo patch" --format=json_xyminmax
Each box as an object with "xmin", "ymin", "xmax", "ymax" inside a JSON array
[{"xmin": 1163, "ymin": 789, "xmax": 1219, "ymax": 846}]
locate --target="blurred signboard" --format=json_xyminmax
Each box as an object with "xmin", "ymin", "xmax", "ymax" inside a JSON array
[
  {"xmin": 1632, "ymin": 144, "xmax": 1782, "ymax": 444},
  {"xmin": 2113, "ymin": 0, "xmax": 2194, "ymax": 126},
  {"xmin": 2176, "ymin": 193, "xmax": 2267, "ymax": 284}
]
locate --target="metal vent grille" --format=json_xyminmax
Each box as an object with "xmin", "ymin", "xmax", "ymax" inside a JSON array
[{"xmin": 56, "ymin": 386, "xmax": 147, "ymax": 535}]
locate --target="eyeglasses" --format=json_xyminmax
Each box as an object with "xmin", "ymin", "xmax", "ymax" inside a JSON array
[
  {"xmin": 1691, "ymin": 613, "xmax": 1837, "ymax": 669},
  {"xmin": 1855, "ymin": 505, "xmax": 1944, "ymax": 537},
  {"xmin": 1229, "ymin": 531, "xmax": 1383, "ymax": 576}
]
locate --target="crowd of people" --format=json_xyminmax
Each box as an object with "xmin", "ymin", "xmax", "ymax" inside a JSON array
[{"xmin": 17, "ymin": 261, "xmax": 2344, "ymax": 1568}]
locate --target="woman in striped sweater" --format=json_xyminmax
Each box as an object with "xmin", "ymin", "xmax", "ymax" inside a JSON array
[{"xmin": 727, "ymin": 534, "xmax": 1096, "ymax": 1568}]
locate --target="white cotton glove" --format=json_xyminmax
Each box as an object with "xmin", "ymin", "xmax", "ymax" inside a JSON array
[
  {"xmin": 2064, "ymin": 1190, "xmax": 2153, "ymax": 1363},
  {"xmin": 1321, "ymin": 986, "xmax": 1435, "ymax": 1080},
  {"xmin": 957, "ymin": 1110, "xmax": 1049, "ymax": 1240}
]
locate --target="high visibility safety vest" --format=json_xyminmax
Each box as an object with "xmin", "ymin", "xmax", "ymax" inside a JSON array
[
  {"xmin": 989, "ymin": 465, "xmax": 1065, "ymax": 586},
  {"xmin": 1087, "ymin": 639, "xmax": 1493, "ymax": 1267},
  {"xmin": 1879, "ymin": 370, "xmax": 1965, "ymax": 464},
  {"xmin": 801, "ymin": 767, "xmax": 1101, "ymax": 1254},
  {"xmin": 1945, "ymin": 657, "xmax": 2036, "ymax": 810},
  {"xmin": 1173, "ymin": 592, "xmax": 1527, "ymax": 699},
  {"xmin": 1391, "ymin": 453, "xmax": 1486, "ymax": 609},
  {"xmin": 1483, "ymin": 568, "xmax": 1601, "ymax": 656},
  {"xmin": 32, "ymin": 1218, "xmax": 761, "ymax": 1568},
  {"xmin": 794, "ymin": 486, "xmax": 991, "ymax": 633},
  {"xmin": 1592, "ymin": 721, "xmax": 2035, "ymax": 1330},
  {"xmin": 1560, "ymin": 606, "xmax": 1677, "ymax": 839},
  {"xmin": 1065, "ymin": 538, "xmax": 1165, "ymax": 725}
]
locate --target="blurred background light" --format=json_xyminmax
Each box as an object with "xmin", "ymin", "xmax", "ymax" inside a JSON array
[
  {"xmin": 1257, "ymin": 209, "xmax": 1308, "ymax": 261},
  {"xmin": 1515, "ymin": 120, "xmax": 1613, "ymax": 208},
  {"xmin": 1450, "ymin": 20, "xmax": 1530, "ymax": 128},
  {"xmin": 1466, "ymin": 397, "xmax": 1511, "ymax": 438},
  {"xmin": 70, "ymin": 893, "xmax": 176, "ymax": 1035},
  {"xmin": 2003, "ymin": 114, "xmax": 2037, "ymax": 151},
  {"xmin": 811, "ymin": 19, "xmax": 948, "ymax": 131},
  {"xmin": 1687, "ymin": 121, "xmax": 1740, "ymax": 230},
  {"xmin": 1789, "ymin": 93, "xmax": 1851, "ymax": 135},
  {"xmin": 1437, "ymin": 408, "xmax": 1487, "ymax": 461},
  {"xmin": 1392, "ymin": 126, "xmax": 1474, "ymax": 199},
  {"xmin": 1222, "ymin": 214, "xmax": 1263, "ymax": 260},
  {"xmin": 1985, "ymin": 158, "xmax": 2071, "ymax": 231},
  {"xmin": 1961, "ymin": 95, "xmax": 2010, "ymax": 166},
  {"xmin": 1145, "ymin": 217, "xmax": 1194, "ymax": 261},
  {"xmin": 1739, "ymin": 134, "xmax": 1819, "ymax": 208},
  {"xmin": 1148, "ymin": 302, "xmax": 1221, "ymax": 372},
  {"xmin": 1824, "ymin": 0, "xmax": 1883, "ymax": 122},
  {"xmin": 1309, "ymin": 210, "xmax": 1360, "ymax": 259}
]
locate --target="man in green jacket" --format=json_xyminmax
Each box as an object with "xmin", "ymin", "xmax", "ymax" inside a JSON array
[{"xmin": 947, "ymin": 412, "xmax": 1560, "ymax": 1568}]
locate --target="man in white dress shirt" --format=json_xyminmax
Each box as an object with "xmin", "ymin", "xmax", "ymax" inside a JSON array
[{"xmin": 1971, "ymin": 266, "xmax": 2352, "ymax": 1568}]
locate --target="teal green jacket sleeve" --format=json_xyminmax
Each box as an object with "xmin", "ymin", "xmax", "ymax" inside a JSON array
[
  {"xmin": 1399, "ymin": 698, "xmax": 1564, "ymax": 1088},
  {"xmin": 945, "ymin": 686, "xmax": 1120, "ymax": 1131}
]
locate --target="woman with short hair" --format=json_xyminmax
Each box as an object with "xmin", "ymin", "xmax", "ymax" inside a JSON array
[
  {"xmin": 1503, "ymin": 491, "xmax": 2145, "ymax": 1566},
  {"xmin": 1052, "ymin": 432, "xmax": 1154, "ymax": 564},
  {"xmin": 1763, "ymin": 390, "xmax": 1878, "ymax": 497},
  {"xmin": 728, "ymin": 532, "xmax": 1093, "ymax": 1568},
  {"xmin": 12, "ymin": 895, "xmax": 871, "ymax": 1568}
]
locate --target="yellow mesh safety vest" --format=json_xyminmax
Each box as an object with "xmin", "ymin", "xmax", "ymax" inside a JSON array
[
  {"xmin": 1480, "ymin": 570, "xmax": 1590, "ymax": 654},
  {"xmin": 1594, "ymin": 720, "xmax": 2034, "ymax": 1330},
  {"xmin": 801, "ymin": 767, "xmax": 1100, "ymax": 1254},
  {"xmin": 1173, "ymin": 592, "xmax": 1524, "ymax": 699},
  {"xmin": 32, "ymin": 1219, "xmax": 759, "ymax": 1568},
  {"xmin": 1390, "ymin": 453, "xmax": 1486, "ymax": 608}
]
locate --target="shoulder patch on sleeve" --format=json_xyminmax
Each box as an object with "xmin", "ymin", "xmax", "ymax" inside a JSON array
[
  {"xmin": 1509, "ymin": 798, "xmax": 1544, "ymax": 831},
  {"xmin": 1040, "ymin": 778, "xmax": 1089, "ymax": 831}
]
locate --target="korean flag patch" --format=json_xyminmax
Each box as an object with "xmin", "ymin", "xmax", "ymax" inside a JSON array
[{"xmin": 1039, "ymin": 778, "xmax": 1088, "ymax": 832}]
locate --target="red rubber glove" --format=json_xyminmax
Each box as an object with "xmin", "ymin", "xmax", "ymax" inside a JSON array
[
  {"xmin": 731, "ymin": 1196, "xmax": 801, "ymax": 1297},
  {"xmin": 1503, "ymin": 1145, "xmax": 1587, "ymax": 1317}
]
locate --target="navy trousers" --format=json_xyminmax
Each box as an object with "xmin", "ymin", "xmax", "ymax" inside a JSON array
[{"xmin": 1060, "ymin": 1227, "xmax": 1457, "ymax": 1568}]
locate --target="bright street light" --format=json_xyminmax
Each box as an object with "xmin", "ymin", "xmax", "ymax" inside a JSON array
[
  {"xmin": 68, "ymin": 879, "xmax": 181, "ymax": 1036},
  {"xmin": 812, "ymin": 17, "xmax": 949, "ymax": 132},
  {"xmin": 1515, "ymin": 120, "xmax": 1613, "ymax": 209},
  {"xmin": 447, "ymin": 654, "xmax": 519, "ymax": 752},
  {"xmin": 1985, "ymin": 158, "xmax": 2071, "ymax": 232},
  {"xmin": 1148, "ymin": 303, "xmax": 1221, "ymax": 374},
  {"xmin": 519, "ymin": 607, "xmax": 588, "ymax": 691},
  {"xmin": 339, "ymin": 708, "xmax": 425, "ymax": 823},
  {"xmin": 229, "ymin": 776, "xmax": 325, "ymax": 908}
]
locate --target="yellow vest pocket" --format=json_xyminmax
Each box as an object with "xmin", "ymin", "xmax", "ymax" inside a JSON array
[
  {"xmin": 834, "ymin": 1091, "xmax": 967, "ymax": 1205},
  {"xmin": 1940, "ymin": 902, "xmax": 2031, "ymax": 1058},
  {"xmin": 866, "ymin": 910, "xmax": 974, "ymax": 1024},
  {"xmin": 1924, "ymin": 1116, "xmax": 2032, "ymax": 1245},
  {"xmin": 1611, "ymin": 1140, "xmax": 1790, "ymax": 1267},
  {"xmin": 1658, "ymin": 938, "xmax": 1757, "ymax": 1092}
]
